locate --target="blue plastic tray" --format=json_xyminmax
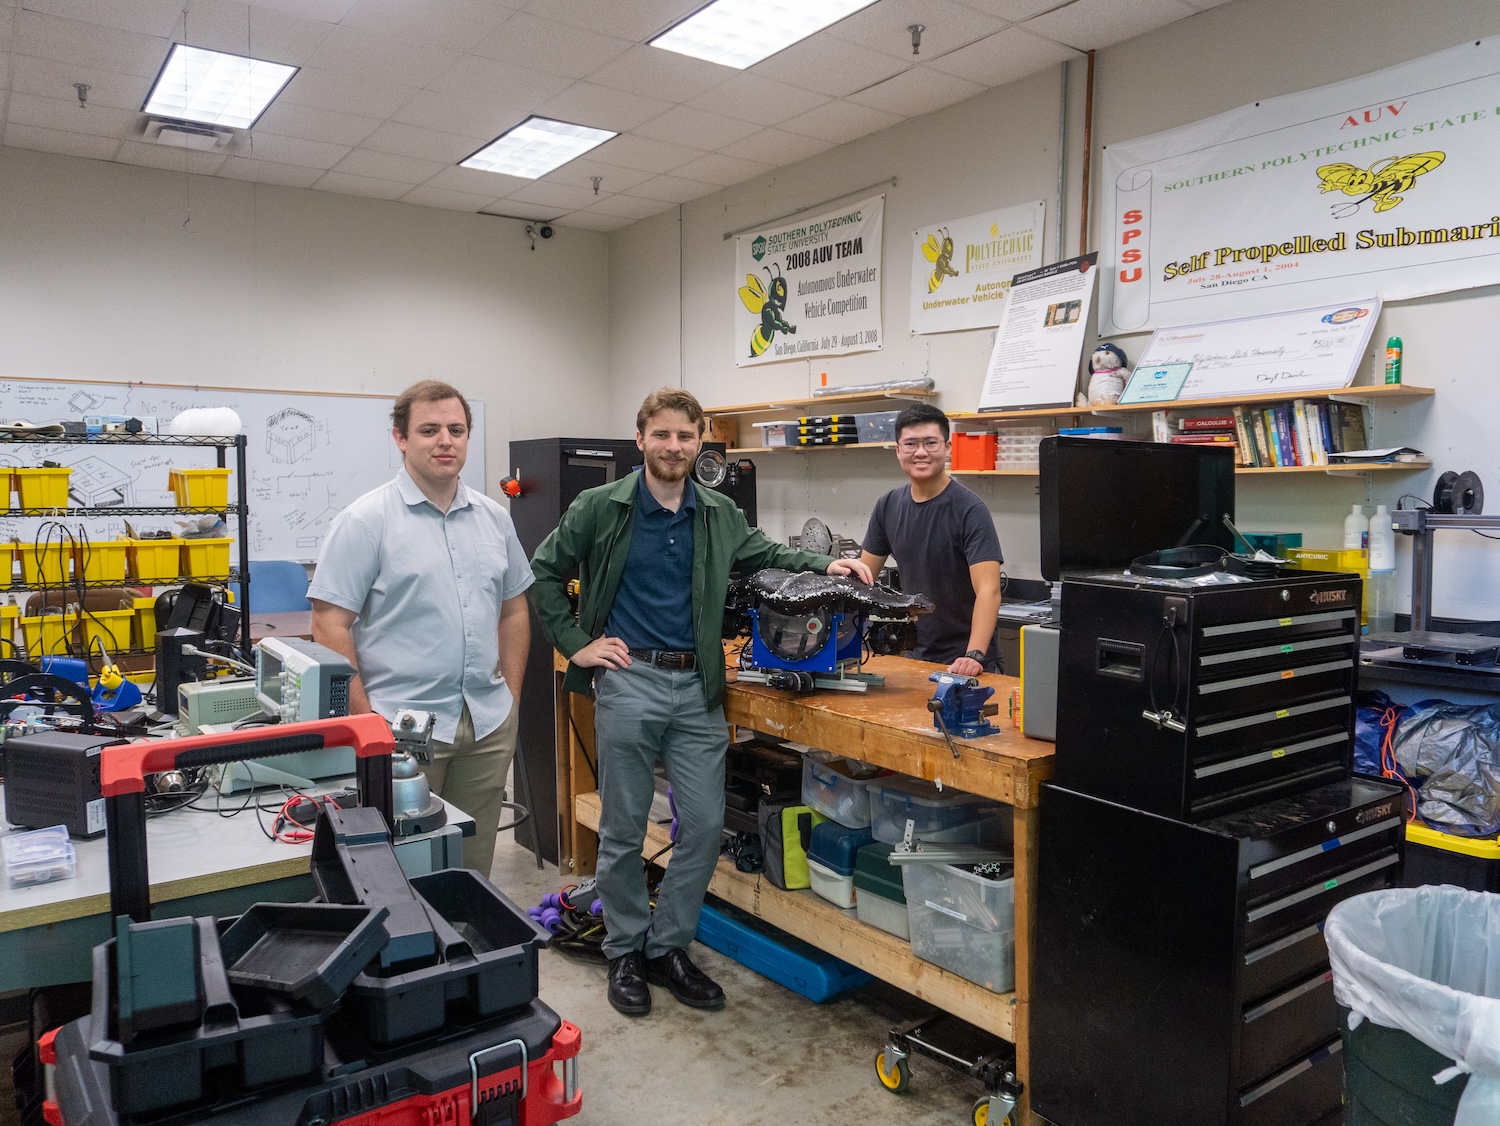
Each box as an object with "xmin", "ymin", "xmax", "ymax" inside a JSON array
[{"xmin": 695, "ymin": 900, "xmax": 870, "ymax": 1003}]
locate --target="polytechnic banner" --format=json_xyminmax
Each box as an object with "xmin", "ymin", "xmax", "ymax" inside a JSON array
[
  {"xmin": 1100, "ymin": 37, "xmax": 1500, "ymax": 336},
  {"xmin": 734, "ymin": 195, "xmax": 883, "ymax": 367},
  {"xmin": 909, "ymin": 202, "xmax": 1045, "ymax": 335}
]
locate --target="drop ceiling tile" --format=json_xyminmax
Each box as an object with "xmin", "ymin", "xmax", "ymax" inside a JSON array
[
  {"xmin": 424, "ymin": 162, "xmax": 528, "ymax": 195},
  {"xmin": 279, "ymin": 66, "xmax": 418, "ymax": 119},
  {"xmin": 587, "ymin": 132, "xmax": 703, "ymax": 174},
  {"xmin": 584, "ymin": 192, "xmax": 675, "ymax": 219},
  {"xmin": 470, "ymin": 13, "xmax": 631, "ymax": 80},
  {"xmin": 180, "ymin": 0, "xmax": 337, "ymax": 66},
  {"xmin": 341, "ymin": 0, "xmax": 510, "ymax": 53},
  {"xmin": 686, "ymin": 73, "xmax": 830, "ymax": 127},
  {"xmin": 15, "ymin": 10, "xmax": 169, "ymax": 77},
  {"xmin": 313, "ymin": 169, "xmax": 411, "ymax": 199},
  {"xmin": 556, "ymin": 209, "xmax": 632, "ymax": 231},
  {"xmin": 535, "ymin": 82, "xmax": 671, "ymax": 133},
  {"xmin": 779, "ymin": 100, "xmax": 902, "ymax": 144},
  {"xmin": 540, "ymin": 157, "xmax": 653, "ymax": 193},
  {"xmin": 113, "ymin": 139, "xmax": 227, "ymax": 174},
  {"xmin": 953, "ymin": 0, "xmax": 1060, "ymax": 20},
  {"xmin": 392, "ymin": 91, "xmax": 527, "ymax": 140},
  {"xmin": 216, "ymin": 153, "xmax": 324, "ymax": 185},
  {"xmin": 480, "ymin": 200, "xmax": 556, "ymax": 220},
  {"xmin": 243, "ymin": 0, "xmax": 360, "ymax": 22},
  {"xmin": 332, "ymin": 147, "xmax": 445, "ymax": 183},
  {"xmin": 3, "ymin": 122, "xmax": 119, "ymax": 160},
  {"xmin": 626, "ymin": 174, "xmax": 719, "ymax": 204},
  {"xmin": 634, "ymin": 105, "xmax": 762, "ymax": 149},
  {"xmin": 928, "ymin": 25, "xmax": 1078, "ymax": 84},
  {"xmin": 671, "ymin": 151, "xmax": 773, "ymax": 187},
  {"xmin": 307, "ymin": 24, "xmax": 463, "ymax": 89},
  {"xmin": 251, "ymin": 101, "xmax": 382, "ymax": 146},
  {"xmin": 400, "ymin": 184, "xmax": 499, "ymax": 211},
  {"xmin": 751, "ymin": 37, "xmax": 910, "ymax": 98},
  {"xmin": 361, "ymin": 120, "xmax": 483, "ymax": 162},
  {"xmin": 23, "ymin": 0, "xmax": 185, "ymax": 38},
  {"xmin": 587, "ymin": 44, "xmax": 733, "ymax": 104},
  {"xmin": 846, "ymin": 65, "xmax": 984, "ymax": 117},
  {"xmin": 8, "ymin": 92, "xmax": 137, "ymax": 138},
  {"xmin": 427, "ymin": 53, "xmax": 573, "ymax": 108},
  {"xmin": 829, "ymin": 0, "xmax": 1006, "ymax": 61},
  {"xmin": 1021, "ymin": 0, "xmax": 1196, "ymax": 50},
  {"xmin": 518, "ymin": 0, "xmax": 700, "ymax": 42},
  {"xmin": 1180, "ymin": 0, "xmax": 1236, "ymax": 7},
  {"xmin": 10, "ymin": 55, "xmax": 152, "ymax": 111},
  {"xmin": 506, "ymin": 180, "xmax": 598, "ymax": 210},
  {"xmin": 717, "ymin": 126, "xmax": 834, "ymax": 164},
  {"xmin": 235, "ymin": 131, "xmax": 350, "ymax": 168}
]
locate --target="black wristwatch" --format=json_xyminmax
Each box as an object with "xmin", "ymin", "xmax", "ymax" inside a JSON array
[{"xmin": 964, "ymin": 649, "xmax": 987, "ymax": 663}]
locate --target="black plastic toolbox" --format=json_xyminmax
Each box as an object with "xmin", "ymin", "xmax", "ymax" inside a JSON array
[{"xmin": 218, "ymin": 902, "xmax": 390, "ymax": 1010}]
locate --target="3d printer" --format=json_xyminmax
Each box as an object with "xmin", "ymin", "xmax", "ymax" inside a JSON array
[{"xmin": 723, "ymin": 568, "xmax": 931, "ymax": 692}]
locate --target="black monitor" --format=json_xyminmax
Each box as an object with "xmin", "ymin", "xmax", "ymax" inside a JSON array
[{"xmin": 1039, "ymin": 436, "xmax": 1236, "ymax": 580}]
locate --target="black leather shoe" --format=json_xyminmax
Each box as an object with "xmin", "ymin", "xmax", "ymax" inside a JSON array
[
  {"xmin": 607, "ymin": 951, "xmax": 651, "ymax": 1016},
  {"xmin": 646, "ymin": 948, "xmax": 725, "ymax": 1010}
]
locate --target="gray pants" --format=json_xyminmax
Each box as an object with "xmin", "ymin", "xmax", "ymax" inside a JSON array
[{"xmin": 593, "ymin": 662, "xmax": 728, "ymax": 961}]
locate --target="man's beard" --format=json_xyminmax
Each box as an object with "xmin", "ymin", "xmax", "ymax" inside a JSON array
[{"xmin": 647, "ymin": 449, "xmax": 690, "ymax": 481}]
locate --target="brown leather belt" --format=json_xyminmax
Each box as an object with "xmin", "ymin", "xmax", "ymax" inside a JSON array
[{"xmin": 628, "ymin": 648, "xmax": 697, "ymax": 670}]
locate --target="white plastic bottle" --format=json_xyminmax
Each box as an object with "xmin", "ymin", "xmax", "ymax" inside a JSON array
[
  {"xmin": 1366, "ymin": 504, "xmax": 1396, "ymax": 634},
  {"xmin": 1368, "ymin": 504, "xmax": 1395, "ymax": 572},
  {"xmin": 1344, "ymin": 504, "xmax": 1367, "ymax": 550}
]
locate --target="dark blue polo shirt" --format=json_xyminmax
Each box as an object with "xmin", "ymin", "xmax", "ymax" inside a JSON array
[{"xmin": 606, "ymin": 471, "xmax": 697, "ymax": 651}]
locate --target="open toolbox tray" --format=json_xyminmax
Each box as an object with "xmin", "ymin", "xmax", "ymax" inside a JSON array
[{"xmin": 218, "ymin": 902, "xmax": 390, "ymax": 1010}]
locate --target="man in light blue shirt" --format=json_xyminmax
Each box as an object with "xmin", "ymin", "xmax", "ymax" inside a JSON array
[{"xmin": 308, "ymin": 380, "xmax": 532, "ymax": 876}]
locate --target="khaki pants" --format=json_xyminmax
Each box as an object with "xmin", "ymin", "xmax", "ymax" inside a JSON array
[{"xmin": 423, "ymin": 703, "xmax": 519, "ymax": 878}]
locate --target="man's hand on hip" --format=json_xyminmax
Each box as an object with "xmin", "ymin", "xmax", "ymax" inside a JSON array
[
  {"xmin": 826, "ymin": 558, "xmax": 874, "ymax": 584},
  {"xmin": 571, "ymin": 634, "xmax": 633, "ymax": 670}
]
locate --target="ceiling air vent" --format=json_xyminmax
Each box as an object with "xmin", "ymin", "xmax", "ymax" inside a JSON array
[{"xmin": 143, "ymin": 118, "xmax": 235, "ymax": 152}]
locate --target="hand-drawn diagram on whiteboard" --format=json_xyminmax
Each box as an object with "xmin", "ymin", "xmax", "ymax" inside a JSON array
[{"xmin": 0, "ymin": 379, "xmax": 486, "ymax": 563}]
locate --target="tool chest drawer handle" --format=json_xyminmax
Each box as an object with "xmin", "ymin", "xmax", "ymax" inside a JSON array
[
  {"xmin": 1246, "ymin": 852, "xmax": 1400, "ymax": 921},
  {"xmin": 1248, "ymin": 818, "xmax": 1403, "ymax": 880}
]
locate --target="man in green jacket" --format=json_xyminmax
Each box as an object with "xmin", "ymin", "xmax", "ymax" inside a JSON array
[{"xmin": 530, "ymin": 387, "xmax": 872, "ymax": 1017}]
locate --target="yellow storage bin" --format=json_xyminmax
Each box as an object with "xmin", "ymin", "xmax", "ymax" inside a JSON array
[
  {"xmin": 79, "ymin": 539, "xmax": 130, "ymax": 584},
  {"xmin": 14, "ymin": 467, "xmax": 71, "ymax": 510},
  {"xmin": 17, "ymin": 539, "xmax": 71, "ymax": 585},
  {"xmin": 0, "ymin": 542, "xmax": 11, "ymax": 589},
  {"xmin": 1288, "ymin": 547, "xmax": 1369, "ymax": 625},
  {"xmin": 171, "ymin": 468, "xmax": 232, "ymax": 509},
  {"xmin": 1, "ymin": 603, "xmax": 18, "ymax": 652},
  {"xmin": 80, "ymin": 608, "xmax": 133, "ymax": 654},
  {"xmin": 19, "ymin": 613, "xmax": 77, "ymax": 657},
  {"xmin": 181, "ymin": 537, "xmax": 233, "ymax": 579},
  {"xmin": 129, "ymin": 538, "xmax": 184, "ymax": 583},
  {"xmin": 133, "ymin": 595, "xmax": 158, "ymax": 650}
]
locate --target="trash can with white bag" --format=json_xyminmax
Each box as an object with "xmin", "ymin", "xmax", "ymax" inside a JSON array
[{"xmin": 1326, "ymin": 886, "xmax": 1500, "ymax": 1125}]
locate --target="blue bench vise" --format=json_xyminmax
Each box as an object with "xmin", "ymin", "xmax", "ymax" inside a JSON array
[{"xmin": 927, "ymin": 672, "xmax": 1000, "ymax": 750}]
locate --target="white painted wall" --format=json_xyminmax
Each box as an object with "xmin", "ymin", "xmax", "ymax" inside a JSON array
[
  {"xmin": 608, "ymin": 0, "xmax": 1500, "ymax": 623},
  {"xmin": 0, "ymin": 144, "xmax": 614, "ymax": 500}
]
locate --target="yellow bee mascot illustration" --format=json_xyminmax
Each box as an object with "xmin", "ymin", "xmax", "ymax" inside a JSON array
[
  {"xmin": 921, "ymin": 227, "xmax": 959, "ymax": 293},
  {"xmin": 1315, "ymin": 151, "xmax": 1444, "ymax": 218},
  {"xmin": 738, "ymin": 264, "xmax": 797, "ymax": 358}
]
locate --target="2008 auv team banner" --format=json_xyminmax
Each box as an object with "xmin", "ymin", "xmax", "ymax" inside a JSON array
[
  {"xmin": 1100, "ymin": 37, "xmax": 1500, "ymax": 336},
  {"xmin": 734, "ymin": 195, "xmax": 884, "ymax": 367}
]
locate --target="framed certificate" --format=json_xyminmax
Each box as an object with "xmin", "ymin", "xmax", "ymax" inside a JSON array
[{"xmin": 1118, "ymin": 362, "xmax": 1192, "ymax": 405}]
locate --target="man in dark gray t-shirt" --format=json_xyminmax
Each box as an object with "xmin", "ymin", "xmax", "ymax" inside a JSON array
[{"xmin": 860, "ymin": 404, "xmax": 1004, "ymax": 674}]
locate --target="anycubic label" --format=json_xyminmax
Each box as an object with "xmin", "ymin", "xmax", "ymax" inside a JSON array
[
  {"xmin": 86, "ymin": 798, "xmax": 106, "ymax": 836},
  {"xmin": 1100, "ymin": 37, "xmax": 1500, "ymax": 334},
  {"xmin": 909, "ymin": 201, "xmax": 1045, "ymax": 335},
  {"xmin": 734, "ymin": 195, "xmax": 884, "ymax": 367}
]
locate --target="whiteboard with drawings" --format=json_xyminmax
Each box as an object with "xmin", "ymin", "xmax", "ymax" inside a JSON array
[{"xmin": 0, "ymin": 377, "xmax": 486, "ymax": 564}]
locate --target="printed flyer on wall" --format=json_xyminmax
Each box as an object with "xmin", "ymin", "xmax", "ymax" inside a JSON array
[
  {"xmin": 978, "ymin": 254, "xmax": 1098, "ymax": 412},
  {"xmin": 733, "ymin": 195, "xmax": 884, "ymax": 367}
]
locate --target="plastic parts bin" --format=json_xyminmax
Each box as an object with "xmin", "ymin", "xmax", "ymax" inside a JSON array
[
  {"xmin": 951, "ymin": 432, "xmax": 997, "ymax": 471},
  {"xmin": 695, "ymin": 900, "xmax": 870, "ymax": 1002},
  {"xmin": 14, "ymin": 467, "xmax": 70, "ymax": 510},
  {"xmin": 854, "ymin": 842, "xmax": 910, "ymax": 940},
  {"xmin": 18, "ymin": 613, "xmax": 74, "ymax": 657},
  {"xmin": 0, "ymin": 542, "xmax": 12, "ymax": 588},
  {"xmin": 17, "ymin": 539, "xmax": 69, "ymax": 585},
  {"xmin": 78, "ymin": 540, "xmax": 129, "ymax": 584},
  {"xmin": 903, "ymin": 862, "xmax": 1016, "ymax": 992},
  {"xmin": 128, "ymin": 538, "xmax": 184, "ymax": 583},
  {"xmin": 218, "ymin": 903, "xmax": 390, "ymax": 1010},
  {"xmin": 1404, "ymin": 821, "xmax": 1500, "ymax": 892},
  {"xmin": 170, "ymin": 467, "xmax": 232, "ymax": 509},
  {"xmin": 801, "ymin": 753, "xmax": 885, "ymax": 827},
  {"xmin": 855, "ymin": 411, "xmax": 900, "ymax": 443},
  {"xmin": 1328, "ymin": 886, "xmax": 1500, "ymax": 1125},
  {"xmin": 806, "ymin": 821, "xmax": 874, "ymax": 909},
  {"xmin": 181, "ymin": 536, "xmax": 234, "ymax": 579},
  {"xmin": 870, "ymin": 776, "xmax": 1007, "ymax": 846},
  {"xmin": 80, "ymin": 608, "xmax": 133, "ymax": 654}
]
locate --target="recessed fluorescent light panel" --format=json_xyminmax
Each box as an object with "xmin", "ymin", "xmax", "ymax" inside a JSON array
[
  {"xmin": 651, "ymin": 0, "xmax": 880, "ymax": 69},
  {"xmin": 143, "ymin": 44, "xmax": 297, "ymax": 130},
  {"xmin": 461, "ymin": 117, "xmax": 618, "ymax": 179}
]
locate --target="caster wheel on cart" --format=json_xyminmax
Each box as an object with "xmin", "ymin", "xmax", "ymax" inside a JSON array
[
  {"xmin": 971, "ymin": 1096, "xmax": 1011, "ymax": 1126},
  {"xmin": 874, "ymin": 1049, "xmax": 910, "ymax": 1093}
]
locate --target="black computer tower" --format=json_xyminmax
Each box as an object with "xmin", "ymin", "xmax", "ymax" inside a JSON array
[
  {"xmin": 1033, "ymin": 779, "xmax": 1403, "ymax": 1126},
  {"xmin": 508, "ymin": 438, "xmax": 643, "ymax": 865}
]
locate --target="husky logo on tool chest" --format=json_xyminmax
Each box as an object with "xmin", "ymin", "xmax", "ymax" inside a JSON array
[
  {"xmin": 1356, "ymin": 802, "xmax": 1396, "ymax": 825},
  {"xmin": 1309, "ymin": 589, "xmax": 1349, "ymax": 605}
]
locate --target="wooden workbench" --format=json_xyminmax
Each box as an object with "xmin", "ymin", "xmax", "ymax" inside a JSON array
[{"xmin": 560, "ymin": 654, "xmax": 1054, "ymax": 1124}]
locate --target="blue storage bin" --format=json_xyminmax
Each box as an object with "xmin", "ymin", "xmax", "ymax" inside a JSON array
[
  {"xmin": 695, "ymin": 901, "xmax": 870, "ymax": 1003},
  {"xmin": 807, "ymin": 821, "xmax": 875, "ymax": 877}
]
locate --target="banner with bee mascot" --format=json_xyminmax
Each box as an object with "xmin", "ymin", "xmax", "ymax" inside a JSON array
[
  {"xmin": 1100, "ymin": 36, "xmax": 1500, "ymax": 336},
  {"xmin": 734, "ymin": 195, "xmax": 884, "ymax": 367},
  {"xmin": 908, "ymin": 201, "xmax": 1046, "ymax": 335}
]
